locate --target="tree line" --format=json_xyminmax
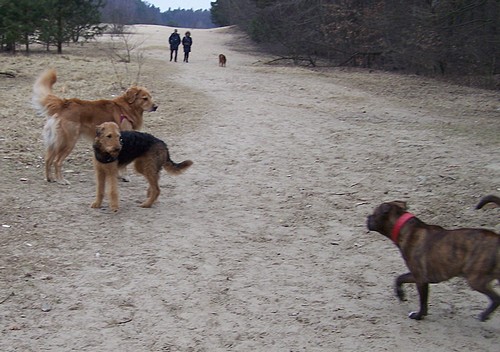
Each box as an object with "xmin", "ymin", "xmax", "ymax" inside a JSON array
[
  {"xmin": 0, "ymin": 0, "xmax": 214, "ymax": 54},
  {"xmin": 210, "ymin": 0, "xmax": 500, "ymax": 81},
  {"xmin": 3, "ymin": 0, "xmax": 497, "ymax": 84},
  {"xmin": 100, "ymin": 0, "xmax": 214, "ymax": 29},
  {"xmin": 0, "ymin": 0, "xmax": 104, "ymax": 54}
]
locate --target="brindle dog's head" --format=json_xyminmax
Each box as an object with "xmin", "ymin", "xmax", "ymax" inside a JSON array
[
  {"xmin": 125, "ymin": 87, "xmax": 158, "ymax": 112},
  {"xmin": 367, "ymin": 201, "xmax": 408, "ymax": 238},
  {"xmin": 94, "ymin": 122, "xmax": 122, "ymax": 158}
]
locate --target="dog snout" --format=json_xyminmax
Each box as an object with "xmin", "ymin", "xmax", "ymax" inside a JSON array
[
  {"xmin": 367, "ymin": 215, "xmax": 375, "ymax": 231},
  {"xmin": 151, "ymin": 104, "xmax": 158, "ymax": 112}
]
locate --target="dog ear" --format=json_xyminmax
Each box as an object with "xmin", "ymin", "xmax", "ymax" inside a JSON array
[
  {"xmin": 125, "ymin": 87, "xmax": 138, "ymax": 103},
  {"xmin": 380, "ymin": 203, "xmax": 392, "ymax": 214},
  {"xmin": 392, "ymin": 201, "xmax": 408, "ymax": 210}
]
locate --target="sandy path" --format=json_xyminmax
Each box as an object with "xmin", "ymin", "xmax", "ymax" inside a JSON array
[{"xmin": 0, "ymin": 25, "xmax": 499, "ymax": 351}]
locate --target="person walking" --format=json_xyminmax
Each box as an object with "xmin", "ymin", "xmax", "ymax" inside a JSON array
[
  {"xmin": 168, "ymin": 29, "xmax": 181, "ymax": 62},
  {"xmin": 182, "ymin": 31, "xmax": 192, "ymax": 63}
]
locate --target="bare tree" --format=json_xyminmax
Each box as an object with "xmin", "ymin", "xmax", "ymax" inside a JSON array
[{"xmin": 105, "ymin": 27, "xmax": 146, "ymax": 89}]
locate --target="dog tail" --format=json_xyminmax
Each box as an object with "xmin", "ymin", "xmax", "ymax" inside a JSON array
[
  {"xmin": 476, "ymin": 195, "xmax": 500, "ymax": 209},
  {"xmin": 164, "ymin": 157, "xmax": 193, "ymax": 175},
  {"xmin": 32, "ymin": 69, "xmax": 63, "ymax": 116},
  {"xmin": 42, "ymin": 116, "xmax": 61, "ymax": 150}
]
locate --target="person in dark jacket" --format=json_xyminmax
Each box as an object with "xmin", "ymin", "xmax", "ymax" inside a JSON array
[
  {"xmin": 182, "ymin": 31, "xmax": 193, "ymax": 63},
  {"xmin": 168, "ymin": 29, "xmax": 181, "ymax": 62}
]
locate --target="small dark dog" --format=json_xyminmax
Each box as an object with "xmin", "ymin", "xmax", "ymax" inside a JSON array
[
  {"xmin": 476, "ymin": 194, "xmax": 500, "ymax": 209},
  {"xmin": 367, "ymin": 201, "xmax": 499, "ymax": 321},
  {"xmin": 91, "ymin": 122, "xmax": 192, "ymax": 211},
  {"xmin": 219, "ymin": 54, "xmax": 227, "ymax": 67}
]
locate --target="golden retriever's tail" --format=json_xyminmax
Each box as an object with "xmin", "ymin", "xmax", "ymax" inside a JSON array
[
  {"xmin": 42, "ymin": 117, "xmax": 61, "ymax": 150},
  {"xmin": 164, "ymin": 158, "xmax": 193, "ymax": 175},
  {"xmin": 32, "ymin": 69, "xmax": 63, "ymax": 116},
  {"xmin": 33, "ymin": 69, "xmax": 66, "ymax": 150},
  {"xmin": 476, "ymin": 195, "xmax": 500, "ymax": 209}
]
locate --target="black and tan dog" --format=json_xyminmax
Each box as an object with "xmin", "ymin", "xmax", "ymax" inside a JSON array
[
  {"xmin": 91, "ymin": 122, "xmax": 192, "ymax": 211},
  {"xmin": 367, "ymin": 201, "xmax": 499, "ymax": 321}
]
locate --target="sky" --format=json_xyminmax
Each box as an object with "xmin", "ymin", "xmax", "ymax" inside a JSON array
[{"xmin": 146, "ymin": 0, "xmax": 212, "ymax": 11}]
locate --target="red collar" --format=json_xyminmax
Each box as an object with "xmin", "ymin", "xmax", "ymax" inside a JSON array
[
  {"xmin": 120, "ymin": 114, "xmax": 130, "ymax": 124},
  {"xmin": 391, "ymin": 213, "xmax": 415, "ymax": 243}
]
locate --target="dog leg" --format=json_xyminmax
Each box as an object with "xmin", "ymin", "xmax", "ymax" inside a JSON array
[
  {"xmin": 91, "ymin": 167, "xmax": 106, "ymax": 209},
  {"xmin": 395, "ymin": 272, "xmax": 415, "ymax": 301},
  {"xmin": 54, "ymin": 156, "xmax": 70, "ymax": 185},
  {"xmin": 141, "ymin": 173, "xmax": 160, "ymax": 208},
  {"xmin": 468, "ymin": 279, "xmax": 499, "ymax": 321},
  {"xmin": 116, "ymin": 165, "xmax": 130, "ymax": 182},
  {"xmin": 53, "ymin": 138, "xmax": 79, "ymax": 185},
  {"xmin": 51, "ymin": 124, "xmax": 80, "ymax": 184},
  {"xmin": 134, "ymin": 159, "xmax": 160, "ymax": 208},
  {"xmin": 45, "ymin": 147, "xmax": 57, "ymax": 182},
  {"xmin": 409, "ymin": 282, "xmax": 429, "ymax": 320},
  {"xmin": 107, "ymin": 171, "xmax": 119, "ymax": 211},
  {"xmin": 396, "ymin": 273, "xmax": 428, "ymax": 320},
  {"xmin": 43, "ymin": 118, "xmax": 59, "ymax": 182},
  {"xmin": 118, "ymin": 169, "xmax": 131, "ymax": 182}
]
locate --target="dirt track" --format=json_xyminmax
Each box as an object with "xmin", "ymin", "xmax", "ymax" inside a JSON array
[{"xmin": 1, "ymin": 25, "xmax": 499, "ymax": 351}]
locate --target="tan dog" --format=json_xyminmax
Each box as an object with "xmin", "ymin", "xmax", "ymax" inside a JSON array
[
  {"xmin": 367, "ymin": 201, "xmax": 499, "ymax": 321},
  {"xmin": 91, "ymin": 122, "xmax": 192, "ymax": 211},
  {"xmin": 32, "ymin": 69, "xmax": 158, "ymax": 184},
  {"xmin": 219, "ymin": 54, "xmax": 227, "ymax": 67}
]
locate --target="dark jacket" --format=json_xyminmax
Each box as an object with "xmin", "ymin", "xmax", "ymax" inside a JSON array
[
  {"xmin": 169, "ymin": 32, "xmax": 181, "ymax": 50},
  {"xmin": 182, "ymin": 36, "xmax": 192, "ymax": 52}
]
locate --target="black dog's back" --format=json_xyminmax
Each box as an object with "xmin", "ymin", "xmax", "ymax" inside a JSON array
[{"xmin": 118, "ymin": 131, "xmax": 166, "ymax": 165}]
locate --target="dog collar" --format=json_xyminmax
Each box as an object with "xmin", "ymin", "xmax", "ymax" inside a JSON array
[
  {"xmin": 391, "ymin": 213, "xmax": 415, "ymax": 243},
  {"xmin": 93, "ymin": 146, "xmax": 119, "ymax": 164},
  {"xmin": 120, "ymin": 114, "xmax": 131, "ymax": 126}
]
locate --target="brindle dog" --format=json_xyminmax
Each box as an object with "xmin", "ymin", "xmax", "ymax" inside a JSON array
[
  {"xmin": 367, "ymin": 201, "xmax": 499, "ymax": 321},
  {"xmin": 91, "ymin": 122, "xmax": 192, "ymax": 211}
]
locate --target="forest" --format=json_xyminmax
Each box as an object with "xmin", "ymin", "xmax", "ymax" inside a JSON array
[
  {"xmin": 100, "ymin": 0, "xmax": 214, "ymax": 29},
  {"xmin": 0, "ymin": 0, "xmax": 213, "ymax": 54},
  {"xmin": 1, "ymin": 0, "xmax": 498, "ymax": 86},
  {"xmin": 211, "ymin": 0, "xmax": 500, "ymax": 84},
  {"xmin": 0, "ymin": 0, "xmax": 105, "ymax": 53}
]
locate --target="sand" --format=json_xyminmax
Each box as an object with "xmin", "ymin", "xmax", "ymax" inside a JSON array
[{"xmin": 0, "ymin": 25, "xmax": 499, "ymax": 351}]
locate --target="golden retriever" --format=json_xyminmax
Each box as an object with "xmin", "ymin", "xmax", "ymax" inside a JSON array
[{"xmin": 32, "ymin": 69, "xmax": 158, "ymax": 184}]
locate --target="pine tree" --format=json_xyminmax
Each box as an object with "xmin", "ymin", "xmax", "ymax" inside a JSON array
[
  {"xmin": 0, "ymin": 0, "xmax": 105, "ymax": 53},
  {"xmin": 39, "ymin": 0, "xmax": 104, "ymax": 54}
]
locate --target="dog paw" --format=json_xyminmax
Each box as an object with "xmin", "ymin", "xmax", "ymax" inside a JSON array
[
  {"xmin": 395, "ymin": 287, "xmax": 406, "ymax": 301},
  {"xmin": 90, "ymin": 203, "xmax": 100, "ymax": 209},
  {"xmin": 408, "ymin": 311, "xmax": 424, "ymax": 320},
  {"xmin": 478, "ymin": 312, "xmax": 490, "ymax": 322}
]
